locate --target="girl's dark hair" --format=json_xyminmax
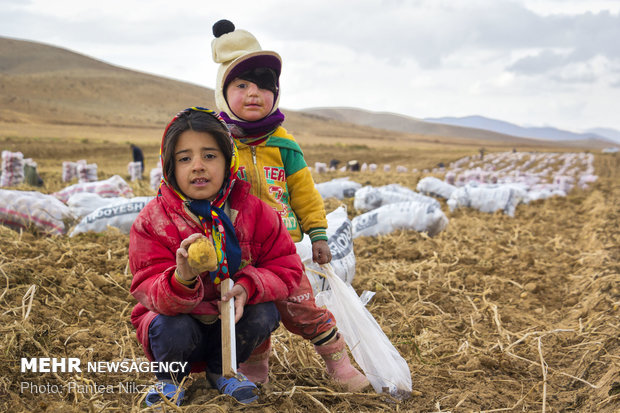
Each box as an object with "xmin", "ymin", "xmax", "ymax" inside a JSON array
[{"xmin": 162, "ymin": 110, "xmax": 232, "ymax": 195}]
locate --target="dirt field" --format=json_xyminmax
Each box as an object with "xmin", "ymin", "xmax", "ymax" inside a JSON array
[{"xmin": 1, "ymin": 136, "xmax": 618, "ymax": 412}]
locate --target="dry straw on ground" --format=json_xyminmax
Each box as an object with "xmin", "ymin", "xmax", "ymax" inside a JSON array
[{"xmin": 0, "ymin": 138, "xmax": 618, "ymax": 412}]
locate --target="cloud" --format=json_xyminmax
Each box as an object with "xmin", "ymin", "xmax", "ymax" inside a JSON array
[
  {"xmin": 2, "ymin": 0, "xmax": 620, "ymax": 131},
  {"xmin": 508, "ymin": 50, "xmax": 570, "ymax": 75}
]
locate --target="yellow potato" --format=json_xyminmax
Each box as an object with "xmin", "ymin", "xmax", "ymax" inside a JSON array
[{"xmin": 187, "ymin": 237, "xmax": 218, "ymax": 272}]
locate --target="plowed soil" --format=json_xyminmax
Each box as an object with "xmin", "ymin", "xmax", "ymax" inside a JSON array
[{"xmin": 1, "ymin": 137, "xmax": 618, "ymax": 412}]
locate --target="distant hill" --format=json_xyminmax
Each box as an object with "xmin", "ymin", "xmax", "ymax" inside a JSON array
[
  {"xmin": 306, "ymin": 107, "xmax": 568, "ymax": 147},
  {"xmin": 0, "ymin": 37, "xmax": 216, "ymax": 127},
  {"xmin": 586, "ymin": 127, "xmax": 620, "ymax": 144},
  {"xmin": 0, "ymin": 37, "xmax": 445, "ymax": 147},
  {"xmin": 425, "ymin": 115, "xmax": 620, "ymax": 145},
  {"xmin": 2, "ymin": 36, "xmax": 614, "ymax": 150}
]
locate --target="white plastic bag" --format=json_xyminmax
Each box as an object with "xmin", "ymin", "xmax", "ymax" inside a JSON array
[{"xmin": 315, "ymin": 264, "xmax": 412, "ymax": 397}]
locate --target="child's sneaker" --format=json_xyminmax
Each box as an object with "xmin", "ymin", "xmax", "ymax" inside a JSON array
[{"xmin": 208, "ymin": 372, "xmax": 259, "ymax": 404}]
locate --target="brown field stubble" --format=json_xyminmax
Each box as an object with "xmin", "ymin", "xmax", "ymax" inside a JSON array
[{"xmin": 0, "ymin": 133, "xmax": 618, "ymax": 412}]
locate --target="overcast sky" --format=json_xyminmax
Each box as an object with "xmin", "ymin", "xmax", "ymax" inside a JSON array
[{"xmin": 2, "ymin": 0, "xmax": 620, "ymax": 133}]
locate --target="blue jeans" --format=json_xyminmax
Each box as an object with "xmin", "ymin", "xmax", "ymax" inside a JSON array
[{"xmin": 148, "ymin": 302, "xmax": 279, "ymax": 382}]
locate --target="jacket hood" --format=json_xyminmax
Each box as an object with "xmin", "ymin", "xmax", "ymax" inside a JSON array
[{"xmin": 159, "ymin": 107, "xmax": 239, "ymax": 208}]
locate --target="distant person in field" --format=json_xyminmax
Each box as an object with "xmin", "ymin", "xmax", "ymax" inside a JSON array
[
  {"xmin": 211, "ymin": 19, "xmax": 369, "ymax": 392},
  {"xmin": 128, "ymin": 107, "xmax": 303, "ymax": 406},
  {"xmin": 130, "ymin": 143, "xmax": 145, "ymax": 173}
]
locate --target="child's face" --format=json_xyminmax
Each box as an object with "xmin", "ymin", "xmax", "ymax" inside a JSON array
[
  {"xmin": 174, "ymin": 130, "xmax": 226, "ymax": 201},
  {"xmin": 226, "ymin": 78, "xmax": 275, "ymax": 121}
]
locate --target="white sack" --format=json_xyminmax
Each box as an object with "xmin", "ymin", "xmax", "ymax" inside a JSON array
[
  {"xmin": 447, "ymin": 183, "xmax": 527, "ymax": 217},
  {"xmin": 53, "ymin": 175, "xmax": 134, "ymax": 203},
  {"xmin": 77, "ymin": 162, "xmax": 98, "ymax": 183},
  {"xmin": 1, "ymin": 151, "xmax": 25, "ymax": 187},
  {"xmin": 354, "ymin": 184, "xmax": 439, "ymax": 212},
  {"xmin": 69, "ymin": 196, "xmax": 153, "ymax": 236},
  {"xmin": 352, "ymin": 201, "xmax": 448, "ymax": 238},
  {"xmin": 62, "ymin": 161, "xmax": 78, "ymax": 182},
  {"xmin": 0, "ymin": 189, "xmax": 74, "ymax": 235},
  {"xmin": 314, "ymin": 162, "xmax": 327, "ymax": 173},
  {"xmin": 315, "ymin": 177, "xmax": 361, "ymax": 200},
  {"xmin": 525, "ymin": 187, "xmax": 566, "ymax": 203},
  {"xmin": 67, "ymin": 192, "xmax": 134, "ymax": 218},
  {"xmin": 416, "ymin": 176, "xmax": 457, "ymax": 199},
  {"xmin": 150, "ymin": 166, "xmax": 163, "ymax": 191},
  {"xmin": 128, "ymin": 161, "xmax": 143, "ymax": 181},
  {"xmin": 295, "ymin": 205, "xmax": 356, "ymax": 296}
]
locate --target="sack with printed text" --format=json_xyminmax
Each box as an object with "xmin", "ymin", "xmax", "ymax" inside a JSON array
[
  {"xmin": 67, "ymin": 193, "xmax": 137, "ymax": 219},
  {"xmin": 69, "ymin": 196, "xmax": 153, "ymax": 236},
  {"xmin": 295, "ymin": 205, "xmax": 356, "ymax": 296}
]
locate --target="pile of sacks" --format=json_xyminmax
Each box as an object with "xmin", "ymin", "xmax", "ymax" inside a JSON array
[
  {"xmin": 1, "ymin": 150, "xmax": 25, "ymax": 187},
  {"xmin": 416, "ymin": 151, "xmax": 598, "ymax": 216},
  {"xmin": 62, "ymin": 160, "xmax": 98, "ymax": 183},
  {"xmin": 316, "ymin": 178, "xmax": 449, "ymax": 238},
  {"xmin": 0, "ymin": 175, "xmax": 151, "ymax": 236},
  {"xmin": 0, "ymin": 151, "xmax": 44, "ymax": 188}
]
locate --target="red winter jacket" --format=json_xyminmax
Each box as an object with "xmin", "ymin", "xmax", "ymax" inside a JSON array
[{"xmin": 129, "ymin": 179, "xmax": 303, "ymax": 360}]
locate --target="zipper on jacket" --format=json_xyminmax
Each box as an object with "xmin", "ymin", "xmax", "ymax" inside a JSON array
[{"xmin": 251, "ymin": 146, "xmax": 261, "ymax": 195}]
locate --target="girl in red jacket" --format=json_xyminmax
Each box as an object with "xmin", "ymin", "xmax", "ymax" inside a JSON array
[{"xmin": 129, "ymin": 107, "xmax": 303, "ymax": 406}]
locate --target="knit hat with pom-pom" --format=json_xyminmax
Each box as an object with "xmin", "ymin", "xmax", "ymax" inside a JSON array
[{"xmin": 211, "ymin": 20, "xmax": 282, "ymax": 121}]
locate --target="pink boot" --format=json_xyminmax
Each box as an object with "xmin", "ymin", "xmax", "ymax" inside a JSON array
[
  {"xmin": 315, "ymin": 334, "xmax": 370, "ymax": 392},
  {"xmin": 238, "ymin": 338, "xmax": 271, "ymax": 384}
]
